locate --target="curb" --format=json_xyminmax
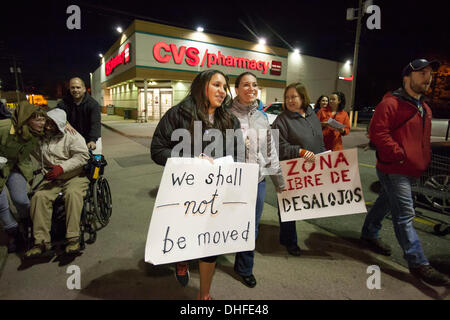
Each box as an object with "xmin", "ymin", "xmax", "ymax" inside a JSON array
[{"xmin": 101, "ymin": 122, "xmax": 153, "ymax": 139}]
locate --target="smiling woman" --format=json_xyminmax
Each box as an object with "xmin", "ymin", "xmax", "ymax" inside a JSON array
[
  {"xmin": 228, "ymin": 71, "xmax": 285, "ymax": 288},
  {"xmin": 150, "ymin": 69, "xmax": 243, "ymax": 300}
]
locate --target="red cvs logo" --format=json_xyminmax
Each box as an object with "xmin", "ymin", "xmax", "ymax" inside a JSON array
[
  {"xmin": 105, "ymin": 43, "xmax": 131, "ymax": 76},
  {"xmin": 153, "ymin": 42, "xmax": 200, "ymax": 66}
]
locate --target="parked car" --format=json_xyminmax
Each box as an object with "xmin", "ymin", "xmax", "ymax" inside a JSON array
[
  {"xmin": 355, "ymin": 106, "xmax": 376, "ymax": 123},
  {"xmin": 263, "ymin": 102, "xmax": 283, "ymax": 125}
]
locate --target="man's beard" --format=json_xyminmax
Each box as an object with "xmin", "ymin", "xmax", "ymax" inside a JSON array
[{"xmin": 410, "ymin": 80, "xmax": 430, "ymax": 95}]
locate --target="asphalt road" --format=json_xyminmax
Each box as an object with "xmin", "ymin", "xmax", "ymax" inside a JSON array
[{"xmin": 130, "ymin": 130, "xmax": 450, "ymax": 270}]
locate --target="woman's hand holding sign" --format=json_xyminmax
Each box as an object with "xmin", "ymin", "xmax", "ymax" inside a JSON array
[{"xmin": 299, "ymin": 148, "xmax": 315, "ymax": 163}]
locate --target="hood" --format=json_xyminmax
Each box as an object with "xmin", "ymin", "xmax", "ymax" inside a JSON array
[
  {"xmin": 383, "ymin": 87, "xmax": 428, "ymax": 105},
  {"xmin": 46, "ymin": 108, "xmax": 67, "ymax": 134},
  {"xmin": 11, "ymin": 101, "xmax": 40, "ymax": 139}
]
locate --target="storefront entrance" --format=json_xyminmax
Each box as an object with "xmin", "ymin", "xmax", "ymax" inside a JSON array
[{"xmin": 139, "ymin": 88, "xmax": 173, "ymax": 120}]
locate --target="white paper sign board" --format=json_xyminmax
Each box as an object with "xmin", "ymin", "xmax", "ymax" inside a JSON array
[
  {"xmin": 145, "ymin": 157, "xmax": 259, "ymax": 265},
  {"xmin": 277, "ymin": 149, "xmax": 367, "ymax": 222}
]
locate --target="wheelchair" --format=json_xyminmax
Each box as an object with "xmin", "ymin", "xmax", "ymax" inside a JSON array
[{"xmin": 23, "ymin": 152, "xmax": 112, "ymax": 254}]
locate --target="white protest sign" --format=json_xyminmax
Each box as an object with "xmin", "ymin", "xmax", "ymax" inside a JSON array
[
  {"xmin": 277, "ymin": 148, "xmax": 367, "ymax": 221},
  {"xmin": 145, "ymin": 156, "xmax": 259, "ymax": 265}
]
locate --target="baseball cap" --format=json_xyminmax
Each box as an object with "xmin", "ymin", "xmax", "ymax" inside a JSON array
[{"xmin": 402, "ymin": 59, "xmax": 441, "ymax": 77}]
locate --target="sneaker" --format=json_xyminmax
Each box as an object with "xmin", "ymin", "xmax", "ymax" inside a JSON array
[
  {"xmin": 360, "ymin": 237, "xmax": 392, "ymax": 256},
  {"xmin": 65, "ymin": 238, "xmax": 81, "ymax": 254},
  {"xmin": 286, "ymin": 244, "xmax": 302, "ymax": 256},
  {"xmin": 240, "ymin": 274, "xmax": 257, "ymax": 288},
  {"xmin": 24, "ymin": 242, "xmax": 51, "ymax": 259},
  {"xmin": 175, "ymin": 262, "xmax": 190, "ymax": 287},
  {"xmin": 410, "ymin": 264, "xmax": 450, "ymax": 287}
]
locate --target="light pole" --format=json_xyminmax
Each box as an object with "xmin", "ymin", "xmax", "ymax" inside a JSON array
[
  {"xmin": 10, "ymin": 57, "xmax": 21, "ymax": 104},
  {"xmin": 347, "ymin": 0, "xmax": 373, "ymax": 110},
  {"xmin": 350, "ymin": 0, "xmax": 363, "ymax": 111}
]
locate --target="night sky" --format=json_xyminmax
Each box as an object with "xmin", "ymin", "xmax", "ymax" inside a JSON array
[{"xmin": 1, "ymin": 0, "xmax": 449, "ymax": 107}]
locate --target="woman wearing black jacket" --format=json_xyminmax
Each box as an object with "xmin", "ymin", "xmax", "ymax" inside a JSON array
[
  {"xmin": 272, "ymin": 82, "xmax": 325, "ymax": 256},
  {"xmin": 151, "ymin": 70, "xmax": 243, "ymax": 300}
]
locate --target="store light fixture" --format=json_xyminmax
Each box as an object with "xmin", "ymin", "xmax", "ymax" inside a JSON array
[
  {"xmin": 98, "ymin": 53, "xmax": 103, "ymax": 58},
  {"xmin": 116, "ymin": 26, "xmax": 123, "ymax": 33},
  {"xmin": 346, "ymin": 60, "xmax": 351, "ymax": 65},
  {"xmin": 294, "ymin": 48, "xmax": 300, "ymax": 54},
  {"xmin": 258, "ymin": 38, "xmax": 266, "ymax": 45},
  {"xmin": 196, "ymin": 26, "xmax": 204, "ymax": 32}
]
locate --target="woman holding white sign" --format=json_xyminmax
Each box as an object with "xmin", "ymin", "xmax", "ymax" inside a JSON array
[
  {"xmin": 272, "ymin": 83, "xmax": 325, "ymax": 256},
  {"xmin": 317, "ymin": 91, "xmax": 350, "ymax": 151},
  {"xmin": 151, "ymin": 69, "xmax": 243, "ymax": 300},
  {"xmin": 229, "ymin": 72, "xmax": 285, "ymax": 288}
]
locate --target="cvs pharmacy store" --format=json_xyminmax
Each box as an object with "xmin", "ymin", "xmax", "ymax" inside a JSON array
[{"xmin": 90, "ymin": 19, "xmax": 288, "ymax": 121}]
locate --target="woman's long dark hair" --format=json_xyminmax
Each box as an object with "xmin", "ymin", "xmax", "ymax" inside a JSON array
[
  {"xmin": 331, "ymin": 91, "xmax": 346, "ymax": 111},
  {"xmin": 187, "ymin": 69, "xmax": 234, "ymax": 132},
  {"xmin": 315, "ymin": 95, "xmax": 329, "ymax": 109}
]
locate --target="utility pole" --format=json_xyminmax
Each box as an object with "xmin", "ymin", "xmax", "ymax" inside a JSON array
[
  {"xmin": 11, "ymin": 57, "xmax": 21, "ymax": 103},
  {"xmin": 350, "ymin": 0, "xmax": 363, "ymax": 111}
]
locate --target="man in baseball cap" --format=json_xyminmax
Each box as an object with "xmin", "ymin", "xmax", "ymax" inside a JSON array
[
  {"xmin": 402, "ymin": 58, "xmax": 441, "ymax": 77},
  {"xmin": 361, "ymin": 58, "xmax": 450, "ymax": 287}
]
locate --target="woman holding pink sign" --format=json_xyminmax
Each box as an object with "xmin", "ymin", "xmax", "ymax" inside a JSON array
[{"xmin": 272, "ymin": 82, "xmax": 325, "ymax": 256}]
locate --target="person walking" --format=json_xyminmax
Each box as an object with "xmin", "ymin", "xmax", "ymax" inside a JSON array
[
  {"xmin": 151, "ymin": 69, "xmax": 243, "ymax": 299},
  {"xmin": 272, "ymin": 83, "xmax": 325, "ymax": 256},
  {"xmin": 361, "ymin": 58, "xmax": 450, "ymax": 287},
  {"xmin": 229, "ymin": 72, "xmax": 285, "ymax": 288}
]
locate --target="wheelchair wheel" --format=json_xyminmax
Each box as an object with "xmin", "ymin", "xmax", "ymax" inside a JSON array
[
  {"xmin": 93, "ymin": 177, "xmax": 112, "ymax": 227},
  {"xmin": 424, "ymin": 174, "xmax": 450, "ymax": 214}
]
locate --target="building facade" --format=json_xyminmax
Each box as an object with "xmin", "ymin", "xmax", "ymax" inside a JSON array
[{"xmin": 91, "ymin": 19, "xmax": 352, "ymax": 120}]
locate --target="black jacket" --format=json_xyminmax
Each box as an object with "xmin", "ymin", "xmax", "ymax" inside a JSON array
[
  {"xmin": 56, "ymin": 93, "xmax": 101, "ymax": 143},
  {"xmin": 272, "ymin": 106, "xmax": 325, "ymax": 160},
  {"xmin": 151, "ymin": 97, "xmax": 244, "ymax": 166}
]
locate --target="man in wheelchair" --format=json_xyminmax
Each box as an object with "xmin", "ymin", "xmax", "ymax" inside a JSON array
[{"xmin": 25, "ymin": 108, "xmax": 90, "ymax": 258}]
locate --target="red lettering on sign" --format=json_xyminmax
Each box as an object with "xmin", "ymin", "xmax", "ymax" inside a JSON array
[
  {"xmin": 185, "ymin": 47, "xmax": 200, "ymax": 66},
  {"xmin": 286, "ymin": 160, "xmax": 299, "ymax": 176},
  {"xmin": 150, "ymin": 41, "xmax": 277, "ymax": 75},
  {"xmin": 334, "ymin": 152, "xmax": 350, "ymax": 167},
  {"xmin": 170, "ymin": 44, "xmax": 187, "ymax": 64},
  {"xmin": 153, "ymin": 42, "xmax": 171, "ymax": 63},
  {"xmin": 105, "ymin": 43, "xmax": 132, "ymax": 76}
]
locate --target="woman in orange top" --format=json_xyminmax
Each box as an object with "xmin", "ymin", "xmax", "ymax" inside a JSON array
[{"xmin": 317, "ymin": 91, "xmax": 350, "ymax": 151}]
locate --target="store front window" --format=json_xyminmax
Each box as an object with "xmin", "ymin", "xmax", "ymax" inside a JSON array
[{"xmin": 139, "ymin": 88, "xmax": 173, "ymax": 120}]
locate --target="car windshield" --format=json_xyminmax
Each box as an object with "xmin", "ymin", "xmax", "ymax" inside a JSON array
[{"xmin": 266, "ymin": 103, "xmax": 282, "ymax": 115}]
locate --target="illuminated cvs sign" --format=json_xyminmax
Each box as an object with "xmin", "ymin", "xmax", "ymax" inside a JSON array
[
  {"xmin": 152, "ymin": 41, "xmax": 277, "ymax": 75},
  {"xmin": 105, "ymin": 43, "xmax": 130, "ymax": 76}
]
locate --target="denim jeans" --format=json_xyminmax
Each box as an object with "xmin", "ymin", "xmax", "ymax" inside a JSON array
[
  {"xmin": 234, "ymin": 180, "xmax": 266, "ymax": 276},
  {"xmin": 361, "ymin": 168, "xmax": 428, "ymax": 268},
  {"xmin": 277, "ymin": 207, "xmax": 298, "ymax": 247},
  {"xmin": 0, "ymin": 171, "xmax": 30, "ymax": 230}
]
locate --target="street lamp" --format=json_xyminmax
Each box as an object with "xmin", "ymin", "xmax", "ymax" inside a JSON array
[
  {"xmin": 294, "ymin": 48, "xmax": 300, "ymax": 55},
  {"xmin": 196, "ymin": 26, "xmax": 204, "ymax": 32},
  {"xmin": 258, "ymin": 38, "xmax": 266, "ymax": 45},
  {"xmin": 98, "ymin": 53, "xmax": 103, "ymax": 58},
  {"xmin": 116, "ymin": 26, "xmax": 123, "ymax": 33}
]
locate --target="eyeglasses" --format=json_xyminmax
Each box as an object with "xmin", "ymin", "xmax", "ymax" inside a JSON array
[{"xmin": 286, "ymin": 95, "xmax": 300, "ymax": 101}]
